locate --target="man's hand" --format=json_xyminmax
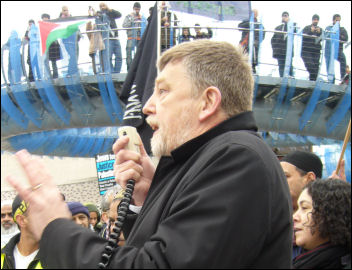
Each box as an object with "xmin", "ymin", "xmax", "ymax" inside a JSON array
[
  {"xmin": 6, "ymin": 150, "xmax": 71, "ymax": 241},
  {"xmin": 329, "ymin": 159, "xmax": 347, "ymax": 181},
  {"xmin": 112, "ymin": 136, "xmax": 155, "ymax": 206}
]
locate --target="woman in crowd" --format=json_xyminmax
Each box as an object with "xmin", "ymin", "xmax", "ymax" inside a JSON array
[{"xmin": 293, "ymin": 179, "xmax": 351, "ymax": 269}]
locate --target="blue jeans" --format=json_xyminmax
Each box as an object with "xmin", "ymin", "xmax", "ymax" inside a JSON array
[
  {"xmin": 62, "ymin": 34, "xmax": 78, "ymax": 75},
  {"xmin": 109, "ymin": 39, "xmax": 122, "ymax": 73}
]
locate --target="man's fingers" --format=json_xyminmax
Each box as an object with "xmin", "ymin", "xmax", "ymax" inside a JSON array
[
  {"xmin": 114, "ymin": 160, "xmax": 143, "ymax": 174},
  {"xmin": 6, "ymin": 175, "xmax": 31, "ymax": 202},
  {"xmin": 15, "ymin": 149, "xmax": 54, "ymax": 188},
  {"xmin": 112, "ymin": 136, "xmax": 129, "ymax": 154},
  {"xmin": 115, "ymin": 168, "xmax": 141, "ymax": 188},
  {"xmin": 138, "ymin": 136, "xmax": 148, "ymax": 157}
]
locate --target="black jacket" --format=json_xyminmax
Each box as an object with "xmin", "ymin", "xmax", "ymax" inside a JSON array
[
  {"xmin": 293, "ymin": 243, "xmax": 350, "ymax": 269},
  {"xmin": 38, "ymin": 111, "xmax": 293, "ymax": 268},
  {"xmin": 302, "ymin": 24, "xmax": 322, "ymax": 54},
  {"xmin": 102, "ymin": 9, "xmax": 122, "ymax": 37},
  {"xmin": 271, "ymin": 22, "xmax": 296, "ymax": 59},
  {"xmin": 238, "ymin": 18, "xmax": 266, "ymax": 48},
  {"xmin": 1, "ymin": 233, "xmax": 42, "ymax": 269}
]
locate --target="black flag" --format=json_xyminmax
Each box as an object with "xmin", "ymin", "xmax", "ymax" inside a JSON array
[{"xmin": 120, "ymin": 3, "xmax": 158, "ymax": 154}]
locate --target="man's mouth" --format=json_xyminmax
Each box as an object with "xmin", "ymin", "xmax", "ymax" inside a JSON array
[
  {"xmin": 147, "ymin": 118, "xmax": 159, "ymax": 132},
  {"xmin": 150, "ymin": 124, "xmax": 159, "ymax": 132}
]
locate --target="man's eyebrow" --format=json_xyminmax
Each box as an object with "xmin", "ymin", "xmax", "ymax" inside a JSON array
[
  {"xmin": 155, "ymin": 78, "xmax": 171, "ymax": 89},
  {"xmin": 155, "ymin": 77, "xmax": 164, "ymax": 86}
]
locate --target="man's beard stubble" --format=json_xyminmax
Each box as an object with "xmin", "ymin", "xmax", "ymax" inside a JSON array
[{"xmin": 148, "ymin": 108, "xmax": 196, "ymax": 158}]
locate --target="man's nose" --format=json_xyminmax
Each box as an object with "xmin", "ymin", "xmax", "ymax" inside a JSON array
[{"xmin": 142, "ymin": 95, "xmax": 155, "ymax": 115}]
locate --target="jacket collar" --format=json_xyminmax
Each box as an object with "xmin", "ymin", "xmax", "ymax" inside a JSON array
[
  {"xmin": 1, "ymin": 233, "xmax": 21, "ymax": 255},
  {"xmin": 170, "ymin": 111, "xmax": 258, "ymax": 163},
  {"xmin": 1, "ymin": 233, "xmax": 41, "ymax": 262}
]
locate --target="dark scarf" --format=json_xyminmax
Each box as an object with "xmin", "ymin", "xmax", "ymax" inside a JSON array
[{"xmin": 293, "ymin": 242, "xmax": 349, "ymax": 269}]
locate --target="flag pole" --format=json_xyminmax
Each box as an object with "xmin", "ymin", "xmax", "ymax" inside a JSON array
[
  {"xmin": 157, "ymin": 1, "xmax": 161, "ymax": 75},
  {"xmin": 336, "ymin": 118, "xmax": 351, "ymax": 174}
]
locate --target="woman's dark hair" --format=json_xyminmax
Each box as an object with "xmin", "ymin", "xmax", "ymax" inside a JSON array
[{"xmin": 304, "ymin": 179, "xmax": 351, "ymax": 251}]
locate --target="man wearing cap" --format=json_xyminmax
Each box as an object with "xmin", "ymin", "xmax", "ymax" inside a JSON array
[
  {"xmin": 67, "ymin": 202, "xmax": 90, "ymax": 229},
  {"xmin": 1, "ymin": 195, "xmax": 42, "ymax": 269},
  {"xmin": 302, "ymin": 15, "xmax": 323, "ymax": 81},
  {"xmin": 1, "ymin": 200, "xmax": 19, "ymax": 248},
  {"xmin": 271, "ymin": 11, "xmax": 296, "ymax": 77}
]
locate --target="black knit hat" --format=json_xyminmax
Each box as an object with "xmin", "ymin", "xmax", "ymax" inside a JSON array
[
  {"xmin": 281, "ymin": 151, "xmax": 323, "ymax": 178},
  {"xmin": 67, "ymin": 202, "xmax": 90, "ymax": 218},
  {"xmin": 12, "ymin": 194, "xmax": 27, "ymax": 223}
]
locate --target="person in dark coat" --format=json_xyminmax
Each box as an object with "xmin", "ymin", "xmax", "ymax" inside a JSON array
[
  {"xmin": 301, "ymin": 14, "xmax": 322, "ymax": 81},
  {"xmin": 325, "ymin": 14, "xmax": 348, "ymax": 82},
  {"xmin": 178, "ymin": 27, "xmax": 194, "ymax": 43},
  {"xmin": 238, "ymin": 9, "xmax": 265, "ymax": 73},
  {"xmin": 292, "ymin": 179, "xmax": 351, "ymax": 269},
  {"xmin": 271, "ymin": 11, "xmax": 296, "ymax": 77},
  {"xmin": 41, "ymin": 14, "xmax": 61, "ymax": 79},
  {"xmin": 193, "ymin": 23, "xmax": 212, "ymax": 40},
  {"xmin": 7, "ymin": 40, "xmax": 293, "ymax": 269},
  {"xmin": 24, "ymin": 19, "xmax": 35, "ymax": 82}
]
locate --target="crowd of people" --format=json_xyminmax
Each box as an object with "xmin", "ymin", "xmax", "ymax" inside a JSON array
[
  {"xmin": 238, "ymin": 10, "xmax": 349, "ymax": 81},
  {"xmin": 2, "ymin": 37, "xmax": 351, "ymax": 268},
  {"xmin": 1, "ymin": 2, "xmax": 351, "ymax": 269},
  {"xmin": 15, "ymin": 3, "xmax": 349, "ymax": 83}
]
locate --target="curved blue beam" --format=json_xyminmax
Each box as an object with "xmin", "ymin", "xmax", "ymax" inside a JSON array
[{"xmin": 1, "ymin": 85, "xmax": 28, "ymax": 129}]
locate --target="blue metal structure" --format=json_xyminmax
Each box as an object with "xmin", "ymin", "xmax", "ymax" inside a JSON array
[{"xmin": 1, "ymin": 23, "xmax": 350, "ymax": 166}]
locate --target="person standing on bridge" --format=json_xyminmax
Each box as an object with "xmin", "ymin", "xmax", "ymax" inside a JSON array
[
  {"xmin": 23, "ymin": 19, "xmax": 35, "ymax": 82},
  {"xmin": 238, "ymin": 9, "xmax": 265, "ymax": 73},
  {"xmin": 123, "ymin": 2, "xmax": 146, "ymax": 71},
  {"xmin": 271, "ymin": 11, "xmax": 296, "ymax": 77},
  {"xmin": 99, "ymin": 2, "xmax": 123, "ymax": 74},
  {"xmin": 325, "ymin": 14, "xmax": 348, "ymax": 82},
  {"xmin": 41, "ymin": 14, "xmax": 61, "ymax": 79},
  {"xmin": 301, "ymin": 14, "xmax": 323, "ymax": 81}
]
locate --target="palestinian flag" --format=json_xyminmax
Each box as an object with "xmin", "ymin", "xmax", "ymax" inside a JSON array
[{"xmin": 38, "ymin": 16, "xmax": 93, "ymax": 55}]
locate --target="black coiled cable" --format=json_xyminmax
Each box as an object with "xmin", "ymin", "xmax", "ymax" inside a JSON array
[{"xmin": 98, "ymin": 179, "xmax": 135, "ymax": 269}]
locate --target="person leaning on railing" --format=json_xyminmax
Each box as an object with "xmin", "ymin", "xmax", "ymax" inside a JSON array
[
  {"xmin": 271, "ymin": 11, "xmax": 296, "ymax": 77},
  {"xmin": 86, "ymin": 7, "xmax": 105, "ymax": 74},
  {"xmin": 325, "ymin": 14, "xmax": 348, "ymax": 82},
  {"xmin": 123, "ymin": 2, "xmax": 145, "ymax": 71},
  {"xmin": 41, "ymin": 13, "xmax": 61, "ymax": 79},
  {"xmin": 301, "ymin": 14, "xmax": 322, "ymax": 81},
  {"xmin": 238, "ymin": 9, "xmax": 266, "ymax": 73}
]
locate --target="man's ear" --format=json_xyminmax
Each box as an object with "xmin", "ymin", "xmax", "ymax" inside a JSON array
[
  {"xmin": 303, "ymin": 171, "xmax": 317, "ymax": 185},
  {"xmin": 199, "ymin": 87, "xmax": 222, "ymax": 122},
  {"xmin": 16, "ymin": 214, "xmax": 26, "ymax": 228}
]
